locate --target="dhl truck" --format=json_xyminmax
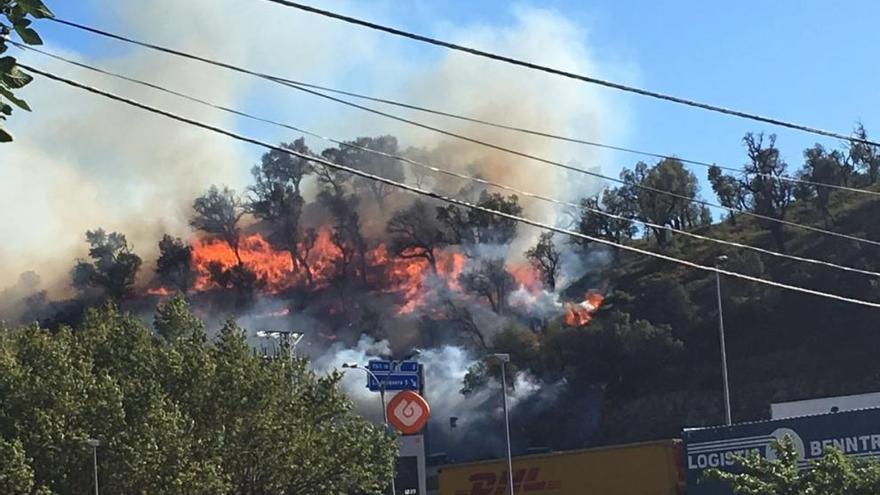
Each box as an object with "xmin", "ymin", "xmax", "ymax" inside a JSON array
[{"xmin": 437, "ymin": 439, "xmax": 685, "ymax": 495}]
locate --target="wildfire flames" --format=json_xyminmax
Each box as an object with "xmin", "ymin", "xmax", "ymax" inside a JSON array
[
  {"xmin": 164, "ymin": 231, "xmax": 596, "ymax": 324},
  {"xmin": 565, "ymin": 292, "xmax": 605, "ymax": 327},
  {"xmin": 188, "ymin": 231, "xmax": 469, "ymax": 313}
]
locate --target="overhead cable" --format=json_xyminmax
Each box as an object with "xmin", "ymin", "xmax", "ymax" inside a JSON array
[
  {"xmin": 47, "ymin": 17, "xmax": 880, "ymax": 197},
  {"xmin": 255, "ymin": 0, "xmax": 880, "ymax": 148},
  {"xmin": 25, "ymin": 24, "xmax": 880, "ymax": 248},
  {"xmin": 19, "ymin": 43, "xmax": 880, "ymax": 280},
  {"xmin": 19, "ymin": 63, "xmax": 880, "ymax": 309}
]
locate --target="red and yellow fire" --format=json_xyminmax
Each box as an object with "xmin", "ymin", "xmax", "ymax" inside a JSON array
[{"xmin": 565, "ymin": 292, "xmax": 605, "ymax": 327}]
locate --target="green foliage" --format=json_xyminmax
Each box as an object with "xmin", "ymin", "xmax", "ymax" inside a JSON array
[
  {"xmin": 706, "ymin": 437, "xmax": 880, "ymax": 494},
  {"xmin": 0, "ymin": 437, "xmax": 39, "ymax": 494},
  {"xmin": 0, "ymin": 0, "xmax": 53, "ymax": 142},
  {"xmin": 71, "ymin": 229, "xmax": 142, "ymax": 301},
  {"xmin": 0, "ymin": 303, "xmax": 396, "ymax": 494}
]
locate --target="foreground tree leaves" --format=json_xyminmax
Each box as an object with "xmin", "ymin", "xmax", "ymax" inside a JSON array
[
  {"xmin": 0, "ymin": 299, "xmax": 396, "ymax": 494},
  {"xmin": 706, "ymin": 436, "xmax": 880, "ymax": 494}
]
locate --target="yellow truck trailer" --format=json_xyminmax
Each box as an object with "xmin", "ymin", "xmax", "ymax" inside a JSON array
[{"xmin": 437, "ymin": 439, "xmax": 684, "ymax": 495}]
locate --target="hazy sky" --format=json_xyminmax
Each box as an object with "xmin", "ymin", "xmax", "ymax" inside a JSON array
[{"xmin": 3, "ymin": 0, "xmax": 879, "ymax": 290}]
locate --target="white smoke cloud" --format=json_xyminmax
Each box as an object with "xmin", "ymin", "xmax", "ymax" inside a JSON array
[{"xmin": 2, "ymin": 2, "xmax": 631, "ymax": 295}]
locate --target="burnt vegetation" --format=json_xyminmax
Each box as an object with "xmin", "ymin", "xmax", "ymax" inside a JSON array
[{"xmin": 7, "ymin": 126, "xmax": 880, "ymax": 454}]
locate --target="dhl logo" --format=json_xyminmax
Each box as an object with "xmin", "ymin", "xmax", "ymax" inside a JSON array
[{"xmin": 454, "ymin": 467, "xmax": 562, "ymax": 495}]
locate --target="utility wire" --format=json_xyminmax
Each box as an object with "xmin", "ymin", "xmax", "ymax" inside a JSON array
[
  {"xmin": 255, "ymin": 0, "xmax": 880, "ymax": 148},
  {"xmin": 47, "ymin": 17, "xmax": 880, "ymax": 198},
  {"xmin": 19, "ymin": 63, "xmax": 880, "ymax": 309},
  {"xmin": 20, "ymin": 43, "xmax": 880, "ymax": 280},
  {"xmin": 40, "ymin": 19, "xmax": 880, "ymax": 247},
  {"xmin": 263, "ymin": 77, "xmax": 880, "ymax": 197}
]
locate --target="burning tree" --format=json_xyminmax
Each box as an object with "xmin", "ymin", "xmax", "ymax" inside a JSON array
[
  {"xmin": 314, "ymin": 163, "xmax": 369, "ymax": 288},
  {"xmin": 525, "ymin": 232, "xmax": 561, "ymax": 290},
  {"xmin": 156, "ymin": 235, "xmax": 194, "ymax": 294},
  {"xmin": 191, "ymin": 185, "xmax": 246, "ymax": 263},
  {"xmin": 71, "ymin": 229, "xmax": 142, "ymax": 301},
  {"xmin": 386, "ymin": 199, "xmax": 447, "ymax": 273},
  {"xmin": 248, "ymin": 138, "xmax": 315, "ymax": 284}
]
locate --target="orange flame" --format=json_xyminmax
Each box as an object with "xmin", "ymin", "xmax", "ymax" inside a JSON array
[
  {"xmin": 187, "ymin": 231, "xmax": 467, "ymax": 313},
  {"xmin": 564, "ymin": 292, "xmax": 605, "ymax": 327},
  {"xmin": 146, "ymin": 287, "xmax": 172, "ymax": 297}
]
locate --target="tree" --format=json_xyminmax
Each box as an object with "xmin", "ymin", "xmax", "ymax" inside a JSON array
[
  {"xmin": 314, "ymin": 163, "xmax": 369, "ymax": 287},
  {"xmin": 0, "ymin": 0, "xmax": 53, "ymax": 142},
  {"xmin": 637, "ymin": 158, "xmax": 702, "ymax": 246},
  {"xmin": 71, "ymin": 229, "xmax": 142, "ymax": 300},
  {"xmin": 386, "ymin": 199, "xmax": 446, "ymax": 272},
  {"xmin": 575, "ymin": 188, "xmax": 638, "ymax": 247},
  {"xmin": 742, "ymin": 133, "xmax": 794, "ymax": 251},
  {"xmin": 707, "ymin": 437, "xmax": 880, "ymax": 494},
  {"xmin": 190, "ymin": 185, "xmax": 245, "ymax": 263},
  {"xmin": 708, "ymin": 165, "xmax": 747, "ymax": 223},
  {"xmin": 0, "ymin": 437, "xmax": 40, "ymax": 495},
  {"xmin": 0, "ymin": 303, "xmax": 397, "ymax": 494},
  {"xmin": 849, "ymin": 123, "xmax": 880, "ymax": 184},
  {"xmin": 525, "ymin": 232, "xmax": 561, "ymax": 290},
  {"xmin": 438, "ymin": 191, "xmax": 523, "ymax": 252},
  {"xmin": 802, "ymin": 144, "xmax": 845, "ymax": 219},
  {"xmin": 248, "ymin": 139, "xmax": 314, "ymax": 284},
  {"xmin": 321, "ymin": 136, "xmax": 404, "ymax": 212},
  {"xmin": 156, "ymin": 235, "xmax": 194, "ymax": 294},
  {"xmin": 459, "ymin": 257, "xmax": 516, "ymax": 314}
]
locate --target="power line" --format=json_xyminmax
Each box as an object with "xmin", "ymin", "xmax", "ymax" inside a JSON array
[
  {"xmin": 41, "ymin": 18, "xmax": 880, "ymax": 247},
  {"xmin": 19, "ymin": 63, "xmax": 880, "ymax": 309},
  {"xmin": 45, "ymin": 17, "xmax": 880, "ymax": 198},
  {"xmin": 255, "ymin": 0, "xmax": 880, "ymax": 148},
  {"xmin": 20, "ymin": 43, "xmax": 880, "ymax": 280},
  {"xmin": 267, "ymin": 77, "xmax": 880, "ymax": 198}
]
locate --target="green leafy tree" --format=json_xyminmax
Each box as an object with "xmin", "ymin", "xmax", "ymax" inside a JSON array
[
  {"xmin": 637, "ymin": 158, "xmax": 703, "ymax": 246},
  {"xmin": 707, "ymin": 437, "xmax": 880, "ymax": 494},
  {"xmin": 575, "ymin": 188, "xmax": 638, "ymax": 248},
  {"xmin": 742, "ymin": 133, "xmax": 794, "ymax": 251},
  {"xmin": 0, "ymin": 302, "xmax": 397, "ymax": 494},
  {"xmin": 803, "ymin": 144, "xmax": 846, "ymax": 220},
  {"xmin": 0, "ymin": 0, "xmax": 53, "ymax": 142},
  {"xmin": 71, "ymin": 229, "xmax": 142, "ymax": 300},
  {"xmin": 849, "ymin": 123, "xmax": 880, "ymax": 184},
  {"xmin": 708, "ymin": 165, "xmax": 747, "ymax": 223}
]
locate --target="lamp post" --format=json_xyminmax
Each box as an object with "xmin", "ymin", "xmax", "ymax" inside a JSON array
[
  {"xmin": 715, "ymin": 255, "xmax": 732, "ymax": 426},
  {"xmin": 85, "ymin": 438, "xmax": 100, "ymax": 495},
  {"xmin": 342, "ymin": 363, "xmax": 396, "ymax": 495},
  {"xmin": 487, "ymin": 353, "xmax": 514, "ymax": 495},
  {"xmin": 256, "ymin": 330, "xmax": 303, "ymax": 361}
]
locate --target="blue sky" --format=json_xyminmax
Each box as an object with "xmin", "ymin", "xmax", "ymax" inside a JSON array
[{"xmin": 35, "ymin": 0, "xmax": 880, "ymax": 190}]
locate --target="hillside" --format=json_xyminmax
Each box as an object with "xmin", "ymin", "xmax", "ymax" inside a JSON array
[{"xmin": 565, "ymin": 184, "xmax": 880, "ymax": 444}]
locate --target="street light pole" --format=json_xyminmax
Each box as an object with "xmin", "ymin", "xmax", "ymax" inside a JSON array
[
  {"xmin": 343, "ymin": 363, "xmax": 396, "ymax": 495},
  {"xmin": 488, "ymin": 353, "xmax": 514, "ymax": 495},
  {"xmin": 715, "ymin": 255, "xmax": 732, "ymax": 426},
  {"xmin": 86, "ymin": 438, "xmax": 100, "ymax": 495}
]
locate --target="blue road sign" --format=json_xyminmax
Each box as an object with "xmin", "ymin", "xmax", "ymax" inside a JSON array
[
  {"xmin": 367, "ymin": 360, "xmax": 419, "ymax": 374},
  {"xmin": 368, "ymin": 373, "xmax": 420, "ymax": 391}
]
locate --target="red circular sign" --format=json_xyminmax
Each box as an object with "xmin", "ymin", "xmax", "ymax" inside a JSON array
[{"xmin": 387, "ymin": 390, "xmax": 431, "ymax": 434}]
